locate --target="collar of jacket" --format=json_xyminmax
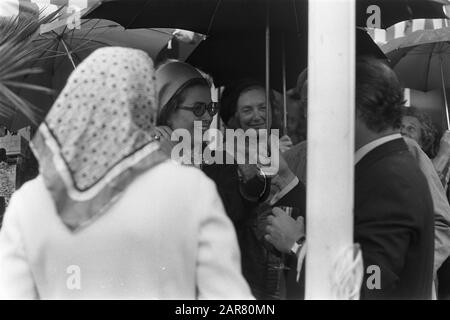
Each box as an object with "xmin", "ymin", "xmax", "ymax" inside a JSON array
[{"xmin": 355, "ymin": 137, "xmax": 408, "ymax": 181}]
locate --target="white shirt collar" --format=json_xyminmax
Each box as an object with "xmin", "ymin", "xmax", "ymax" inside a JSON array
[{"xmin": 354, "ymin": 133, "xmax": 402, "ymax": 165}]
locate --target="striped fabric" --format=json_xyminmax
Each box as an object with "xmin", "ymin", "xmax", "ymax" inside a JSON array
[{"xmin": 368, "ymin": 18, "xmax": 450, "ymax": 45}]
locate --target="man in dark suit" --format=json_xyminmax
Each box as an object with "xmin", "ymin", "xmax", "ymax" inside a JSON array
[
  {"xmin": 353, "ymin": 57, "xmax": 434, "ymax": 299},
  {"xmin": 265, "ymin": 57, "xmax": 435, "ymax": 299}
]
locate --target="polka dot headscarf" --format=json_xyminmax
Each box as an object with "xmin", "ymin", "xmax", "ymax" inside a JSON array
[{"xmin": 31, "ymin": 47, "xmax": 168, "ymax": 231}]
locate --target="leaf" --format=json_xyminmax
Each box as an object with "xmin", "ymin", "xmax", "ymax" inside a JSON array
[
  {"xmin": 0, "ymin": 69, "xmax": 44, "ymax": 81},
  {"xmin": 1, "ymin": 81, "xmax": 54, "ymax": 94},
  {"xmin": 0, "ymin": 9, "xmax": 61, "ymax": 128}
]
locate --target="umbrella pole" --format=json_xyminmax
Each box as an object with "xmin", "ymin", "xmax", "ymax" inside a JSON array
[
  {"xmin": 265, "ymin": 0, "xmax": 271, "ymax": 132},
  {"xmin": 440, "ymin": 58, "xmax": 450, "ymax": 129},
  {"xmin": 60, "ymin": 37, "xmax": 77, "ymax": 70},
  {"xmin": 282, "ymin": 33, "xmax": 288, "ymax": 136}
]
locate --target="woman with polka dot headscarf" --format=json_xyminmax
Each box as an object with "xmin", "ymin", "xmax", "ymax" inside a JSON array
[{"xmin": 0, "ymin": 47, "xmax": 252, "ymax": 300}]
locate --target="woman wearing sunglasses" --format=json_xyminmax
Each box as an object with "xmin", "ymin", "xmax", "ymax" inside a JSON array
[
  {"xmin": 153, "ymin": 61, "xmax": 268, "ymax": 212},
  {"xmin": 154, "ymin": 62, "xmax": 306, "ymax": 299},
  {"xmin": 153, "ymin": 61, "xmax": 218, "ymax": 163}
]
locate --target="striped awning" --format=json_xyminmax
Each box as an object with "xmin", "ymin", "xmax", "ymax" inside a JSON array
[{"xmin": 368, "ymin": 18, "xmax": 450, "ymax": 45}]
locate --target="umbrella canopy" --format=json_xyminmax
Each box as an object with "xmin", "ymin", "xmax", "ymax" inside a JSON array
[
  {"xmin": 383, "ymin": 27, "xmax": 450, "ymax": 130},
  {"xmin": 6, "ymin": 20, "xmax": 181, "ymax": 130},
  {"xmin": 83, "ymin": 0, "xmax": 442, "ymax": 91},
  {"xmin": 84, "ymin": 0, "xmax": 449, "ymax": 33},
  {"xmin": 186, "ymin": 28, "xmax": 386, "ymax": 91},
  {"xmin": 357, "ymin": 0, "xmax": 448, "ymax": 29},
  {"xmin": 85, "ymin": 0, "xmax": 306, "ymax": 35},
  {"xmin": 1, "ymin": 1, "xmax": 200, "ymax": 130},
  {"xmin": 384, "ymin": 28, "xmax": 450, "ymax": 91}
]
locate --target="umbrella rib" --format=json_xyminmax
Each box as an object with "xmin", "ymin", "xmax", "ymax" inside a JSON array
[
  {"xmin": 72, "ymin": 52, "xmax": 83, "ymax": 64},
  {"xmin": 71, "ymin": 38, "xmax": 111, "ymax": 52},
  {"xmin": 59, "ymin": 37, "xmax": 77, "ymax": 70},
  {"xmin": 424, "ymin": 45, "xmax": 434, "ymax": 91},
  {"xmin": 151, "ymin": 29, "xmax": 176, "ymax": 36},
  {"xmin": 68, "ymin": 25, "xmax": 78, "ymax": 48},
  {"xmin": 36, "ymin": 53, "xmax": 73, "ymax": 60},
  {"xmin": 125, "ymin": 0, "xmax": 152, "ymax": 29},
  {"xmin": 206, "ymin": 0, "xmax": 223, "ymax": 36},
  {"xmin": 77, "ymin": 19, "xmax": 102, "ymax": 44},
  {"xmin": 71, "ymin": 44, "xmax": 108, "ymax": 54}
]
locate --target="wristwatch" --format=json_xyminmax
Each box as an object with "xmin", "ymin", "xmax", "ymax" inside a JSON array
[{"xmin": 290, "ymin": 236, "xmax": 306, "ymax": 255}]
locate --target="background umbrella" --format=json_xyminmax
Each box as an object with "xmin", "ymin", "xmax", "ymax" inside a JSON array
[
  {"xmin": 356, "ymin": 0, "xmax": 448, "ymax": 29},
  {"xmin": 383, "ymin": 27, "xmax": 450, "ymax": 131},
  {"xmin": 1, "ymin": 1, "xmax": 200, "ymax": 130}
]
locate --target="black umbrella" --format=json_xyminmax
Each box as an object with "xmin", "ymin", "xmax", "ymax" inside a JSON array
[
  {"xmin": 185, "ymin": 28, "xmax": 385, "ymax": 91},
  {"xmin": 85, "ymin": 0, "xmax": 310, "ymax": 132},
  {"xmin": 85, "ymin": 0, "xmax": 307, "ymax": 35},
  {"xmin": 85, "ymin": 0, "xmax": 448, "ymax": 33},
  {"xmin": 84, "ymin": 0, "xmax": 446, "ymax": 132},
  {"xmin": 182, "ymin": 27, "xmax": 384, "ymax": 134}
]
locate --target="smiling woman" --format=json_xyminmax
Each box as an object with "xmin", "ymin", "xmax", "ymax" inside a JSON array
[
  {"xmin": 235, "ymin": 87, "xmax": 267, "ymax": 131},
  {"xmin": 156, "ymin": 61, "xmax": 215, "ymax": 136},
  {"xmin": 400, "ymin": 107, "xmax": 439, "ymax": 158},
  {"xmin": 220, "ymin": 79, "xmax": 275, "ymax": 131}
]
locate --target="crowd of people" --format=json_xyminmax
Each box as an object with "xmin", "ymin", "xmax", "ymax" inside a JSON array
[{"xmin": 0, "ymin": 46, "xmax": 449, "ymax": 300}]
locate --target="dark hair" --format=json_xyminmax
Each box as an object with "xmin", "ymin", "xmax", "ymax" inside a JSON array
[
  {"xmin": 403, "ymin": 107, "xmax": 439, "ymax": 158},
  {"xmin": 355, "ymin": 57, "xmax": 405, "ymax": 133},
  {"xmin": 219, "ymin": 78, "xmax": 277, "ymax": 128},
  {"xmin": 157, "ymin": 78, "xmax": 209, "ymax": 126}
]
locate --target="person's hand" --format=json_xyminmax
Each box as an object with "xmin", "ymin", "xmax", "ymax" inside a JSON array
[
  {"xmin": 237, "ymin": 164, "xmax": 259, "ymax": 182},
  {"xmin": 279, "ymin": 135, "xmax": 293, "ymax": 153},
  {"xmin": 258, "ymin": 140, "xmax": 292, "ymax": 179},
  {"xmin": 264, "ymin": 207, "xmax": 305, "ymax": 253},
  {"xmin": 438, "ymin": 130, "xmax": 450, "ymax": 159},
  {"xmin": 150, "ymin": 126, "xmax": 177, "ymax": 156},
  {"xmin": 152, "ymin": 126, "xmax": 173, "ymax": 140}
]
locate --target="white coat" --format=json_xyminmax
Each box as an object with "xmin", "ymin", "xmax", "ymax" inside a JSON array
[{"xmin": 0, "ymin": 161, "xmax": 253, "ymax": 299}]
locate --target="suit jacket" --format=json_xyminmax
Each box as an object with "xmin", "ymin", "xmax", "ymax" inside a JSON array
[
  {"xmin": 404, "ymin": 137, "xmax": 450, "ymax": 274},
  {"xmin": 203, "ymin": 159, "xmax": 306, "ymax": 299},
  {"xmin": 355, "ymin": 138, "xmax": 434, "ymax": 299}
]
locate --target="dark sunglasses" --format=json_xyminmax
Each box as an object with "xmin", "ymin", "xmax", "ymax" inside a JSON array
[{"xmin": 178, "ymin": 102, "xmax": 219, "ymax": 117}]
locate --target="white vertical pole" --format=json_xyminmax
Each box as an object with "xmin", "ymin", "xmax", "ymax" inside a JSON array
[
  {"xmin": 265, "ymin": 0, "xmax": 271, "ymax": 131},
  {"xmin": 305, "ymin": 0, "xmax": 355, "ymax": 299}
]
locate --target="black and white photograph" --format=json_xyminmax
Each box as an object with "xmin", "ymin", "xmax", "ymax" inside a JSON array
[{"xmin": 0, "ymin": 0, "xmax": 450, "ymax": 306}]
